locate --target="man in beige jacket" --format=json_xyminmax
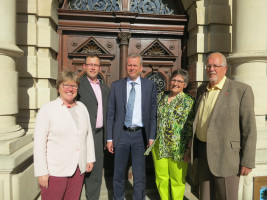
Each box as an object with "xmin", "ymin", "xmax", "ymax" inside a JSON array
[{"xmin": 192, "ymin": 52, "xmax": 257, "ymax": 200}]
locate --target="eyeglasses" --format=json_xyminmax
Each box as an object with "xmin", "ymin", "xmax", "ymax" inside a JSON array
[
  {"xmin": 205, "ymin": 64, "xmax": 224, "ymax": 69},
  {"xmin": 171, "ymin": 79, "xmax": 184, "ymax": 84},
  {"xmin": 62, "ymin": 84, "xmax": 78, "ymax": 90},
  {"xmin": 86, "ymin": 63, "xmax": 100, "ymax": 67}
]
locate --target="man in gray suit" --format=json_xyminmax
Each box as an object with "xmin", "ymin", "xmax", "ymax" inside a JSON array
[
  {"xmin": 192, "ymin": 52, "xmax": 257, "ymax": 200},
  {"xmin": 78, "ymin": 54, "xmax": 109, "ymax": 200}
]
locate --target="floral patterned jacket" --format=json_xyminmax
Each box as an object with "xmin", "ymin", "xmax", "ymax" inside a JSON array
[{"xmin": 145, "ymin": 91, "xmax": 195, "ymax": 161}]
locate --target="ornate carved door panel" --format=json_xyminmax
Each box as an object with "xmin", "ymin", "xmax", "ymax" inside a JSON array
[
  {"xmin": 58, "ymin": 0, "xmax": 187, "ymax": 92},
  {"xmin": 129, "ymin": 38, "xmax": 181, "ymax": 92},
  {"xmin": 59, "ymin": 34, "xmax": 119, "ymax": 85}
]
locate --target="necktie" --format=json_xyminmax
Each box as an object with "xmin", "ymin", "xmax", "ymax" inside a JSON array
[{"xmin": 124, "ymin": 82, "xmax": 136, "ymax": 127}]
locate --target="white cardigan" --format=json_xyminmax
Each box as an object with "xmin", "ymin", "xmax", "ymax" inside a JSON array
[{"xmin": 34, "ymin": 98, "xmax": 95, "ymax": 177}]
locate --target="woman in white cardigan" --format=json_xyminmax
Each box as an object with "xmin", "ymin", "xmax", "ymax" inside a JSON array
[{"xmin": 34, "ymin": 71, "xmax": 95, "ymax": 200}]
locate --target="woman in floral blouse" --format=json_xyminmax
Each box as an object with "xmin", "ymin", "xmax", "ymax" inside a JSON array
[{"xmin": 146, "ymin": 69, "xmax": 194, "ymax": 199}]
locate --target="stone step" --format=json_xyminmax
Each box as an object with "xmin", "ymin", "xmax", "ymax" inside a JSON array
[{"xmin": 80, "ymin": 175, "xmax": 198, "ymax": 200}]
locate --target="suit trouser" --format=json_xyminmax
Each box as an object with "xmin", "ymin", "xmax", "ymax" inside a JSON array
[
  {"xmin": 85, "ymin": 128, "xmax": 104, "ymax": 200},
  {"xmin": 152, "ymin": 141, "xmax": 188, "ymax": 200},
  {"xmin": 197, "ymin": 139, "xmax": 240, "ymax": 200},
  {"xmin": 113, "ymin": 129, "xmax": 146, "ymax": 200}
]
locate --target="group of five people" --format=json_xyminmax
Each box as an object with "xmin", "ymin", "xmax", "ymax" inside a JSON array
[{"xmin": 34, "ymin": 52, "xmax": 256, "ymax": 200}]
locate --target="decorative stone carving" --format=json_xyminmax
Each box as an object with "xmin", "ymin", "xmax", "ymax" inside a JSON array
[
  {"xmin": 136, "ymin": 43, "xmax": 142, "ymax": 49},
  {"xmin": 71, "ymin": 40, "xmax": 78, "ymax": 46},
  {"xmin": 130, "ymin": 0, "xmax": 174, "ymax": 15},
  {"xmin": 64, "ymin": 0, "xmax": 177, "ymax": 15},
  {"xmin": 146, "ymin": 72, "xmax": 166, "ymax": 93},
  {"xmin": 169, "ymin": 43, "xmax": 175, "ymax": 50},
  {"xmin": 79, "ymin": 41, "xmax": 103, "ymax": 54},
  {"xmin": 141, "ymin": 39, "xmax": 174, "ymax": 56},
  {"xmin": 106, "ymin": 42, "xmax": 113, "ymax": 48},
  {"xmin": 67, "ymin": 0, "xmax": 121, "ymax": 11},
  {"xmin": 73, "ymin": 37, "xmax": 110, "ymax": 54},
  {"xmin": 118, "ymin": 32, "xmax": 131, "ymax": 46}
]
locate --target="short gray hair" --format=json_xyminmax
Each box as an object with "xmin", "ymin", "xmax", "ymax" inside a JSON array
[
  {"xmin": 206, "ymin": 52, "xmax": 227, "ymax": 67},
  {"xmin": 170, "ymin": 69, "xmax": 189, "ymax": 84}
]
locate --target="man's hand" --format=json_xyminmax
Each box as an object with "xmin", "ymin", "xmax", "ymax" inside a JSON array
[
  {"xmin": 183, "ymin": 149, "xmax": 191, "ymax": 163},
  {"xmin": 240, "ymin": 166, "xmax": 252, "ymax": 176},
  {"xmin": 107, "ymin": 141, "xmax": 114, "ymax": 154},
  {"xmin": 38, "ymin": 174, "xmax": 49, "ymax": 188},
  {"xmin": 86, "ymin": 162, "xmax": 94, "ymax": 172}
]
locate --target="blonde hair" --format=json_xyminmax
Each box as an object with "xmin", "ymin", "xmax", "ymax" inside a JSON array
[
  {"xmin": 127, "ymin": 53, "xmax": 143, "ymax": 65},
  {"xmin": 56, "ymin": 71, "xmax": 80, "ymax": 90}
]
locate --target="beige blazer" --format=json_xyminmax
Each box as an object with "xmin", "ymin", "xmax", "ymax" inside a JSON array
[
  {"xmin": 34, "ymin": 98, "xmax": 95, "ymax": 177},
  {"xmin": 192, "ymin": 77, "xmax": 257, "ymax": 177}
]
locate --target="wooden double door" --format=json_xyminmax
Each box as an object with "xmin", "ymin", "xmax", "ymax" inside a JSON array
[{"xmin": 58, "ymin": 9, "xmax": 187, "ymax": 92}]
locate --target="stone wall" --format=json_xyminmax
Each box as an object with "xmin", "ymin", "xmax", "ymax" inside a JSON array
[
  {"xmin": 182, "ymin": 0, "xmax": 232, "ymax": 95},
  {"xmin": 181, "ymin": 0, "xmax": 267, "ymax": 199},
  {"xmin": 0, "ymin": 0, "xmax": 61, "ymax": 199},
  {"xmin": 16, "ymin": 0, "xmax": 59, "ymax": 131}
]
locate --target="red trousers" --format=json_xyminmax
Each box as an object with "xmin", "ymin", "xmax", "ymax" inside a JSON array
[{"xmin": 40, "ymin": 167, "xmax": 84, "ymax": 200}]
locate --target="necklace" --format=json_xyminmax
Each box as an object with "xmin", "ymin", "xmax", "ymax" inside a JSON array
[{"xmin": 65, "ymin": 103, "xmax": 76, "ymax": 108}]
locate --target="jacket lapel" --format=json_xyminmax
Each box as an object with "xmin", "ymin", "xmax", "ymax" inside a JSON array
[
  {"xmin": 81, "ymin": 75, "xmax": 97, "ymax": 103},
  {"xmin": 141, "ymin": 78, "xmax": 146, "ymax": 110},
  {"xmin": 193, "ymin": 84, "xmax": 208, "ymax": 134},
  {"xmin": 122, "ymin": 78, "xmax": 127, "ymax": 108},
  {"xmin": 209, "ymin": 77, "xmax": 231, "ymax": 122}
]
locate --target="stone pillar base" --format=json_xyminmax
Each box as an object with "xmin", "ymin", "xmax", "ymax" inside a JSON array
[{"xmin": 0, "ymin": 132, "xmax": 39, "ymax": 200}]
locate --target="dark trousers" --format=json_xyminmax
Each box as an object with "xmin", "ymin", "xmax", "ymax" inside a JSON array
[
  {"xmin": 113, "ymin": 129, "xmax": 146, "ymax": 200},
  {"xmin": 197, "ymin": 139, "xmax": 240, "ymax": 200},
  {"xmin": 84, "ymin": 128, "xmax": 104, "ymax": 200}
]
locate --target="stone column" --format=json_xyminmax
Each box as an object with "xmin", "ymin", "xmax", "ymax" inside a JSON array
[
  {"xmin": 118, "ymin": 32, "xmax": 131, "ymax": 79},
  {"xmin": 0, "ymin": 0, "xmax": 24, "ymax": 140},
  {"xmin": 228, "ymin": 0, "xmax": 267, "ymax": 199}
]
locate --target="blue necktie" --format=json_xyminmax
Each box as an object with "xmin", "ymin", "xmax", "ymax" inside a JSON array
[{"xmin": 125, "ymin": 82, "xmax": 136, "ymax": 127}]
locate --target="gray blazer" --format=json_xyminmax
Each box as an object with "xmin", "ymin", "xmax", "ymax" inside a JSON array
[
  {"xmin": 192, "ymin": 77, "xmax": 257, "ymax": 177},
  {"xmin": 78, "ymin": 75, "xmax": 109, "ymax": 143}
]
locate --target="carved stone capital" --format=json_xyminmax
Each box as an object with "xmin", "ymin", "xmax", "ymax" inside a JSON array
[{"xmin": 118, "ymin": 32, "xmax": 131, "ymax": 46}]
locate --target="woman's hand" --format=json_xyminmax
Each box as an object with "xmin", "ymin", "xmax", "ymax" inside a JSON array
[
  {"xmin": 86, "ymin": 162, "xmax": 94, "ymax": 172},
  {"xmin": 38, "ymin": 174, "xmax": 49, "ymax": 188},
  {"xmin": 183, "ymin": 148, "xmax": 191, "ymax": 163}
]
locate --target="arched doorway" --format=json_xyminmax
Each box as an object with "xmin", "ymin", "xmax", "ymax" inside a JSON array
[{"xmin": 57, "ymin": 0, "xmax": 188, "ymax": 92}]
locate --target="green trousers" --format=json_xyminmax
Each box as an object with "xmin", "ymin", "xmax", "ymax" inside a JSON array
[{"xmin": 152, "ymin": 144, "xmax": 188, "ymax": 200}]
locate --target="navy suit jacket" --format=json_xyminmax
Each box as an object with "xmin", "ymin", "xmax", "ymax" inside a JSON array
[{"xmin": 106, "ymin": 77, "xmax": 157, "ymax": 148}]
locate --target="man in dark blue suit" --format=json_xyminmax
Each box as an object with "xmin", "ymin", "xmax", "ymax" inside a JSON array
[{"xmin": 106, "ymin": 54, "xmax": 157, "ymax": 200}]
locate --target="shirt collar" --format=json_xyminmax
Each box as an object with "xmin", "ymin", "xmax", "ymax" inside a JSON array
[
  {"xmin": 207, "ymin": 76, "xmax": 226, "ymax": 91},
  {"xmin": 87, "ymin": 77, "xmax": 100, "ymax": 85},
  {"xmin": 127, "ymin": 76, "xmax": 141, "ymax": 85}
]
